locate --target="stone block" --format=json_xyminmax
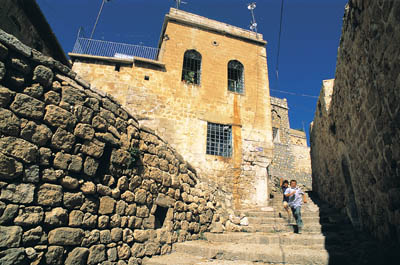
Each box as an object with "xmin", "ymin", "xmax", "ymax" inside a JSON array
[
  {"xmin": 0, "ymin": 108, "xmax": 20, "ymax": 136},
  {"xmin": 23, "ymin": 164, "xmax": 39, "ymax": 183},
  {"xmin": 87, "ymin": 244, "xmax": 106, "ymax": 265},
  {"xmin": 32, "ymin": 65, "xmax": 53, "ymax": 87},
  {"xmin": 39, "ymin": 147, "xmax": 52, "ymax": 166},
  {"xmin": 0, "ymin": 183, "xmax": 35, "ymax": 204},
  {"xmin": 62, "ymin": 86, "xmax": 86, "ymax": 106},
  {"xmin": 44, "ymin": 104, "xmax": 77, "ymax": 130},
  {"xmin": 69, "ymin": 210, "xmax": 84, "ymax": 227},
  {"xmin": 69, "ymin": 155, "xmax": 83, "ymax": 172},
  {"xmin": 81, "ymin": 139, "xmax": 105, "ymax": 158},
  {"xmin": 23, "ymin": 84, "xmax": 43, "ymax": 98},
  {"xmin": 63, "ymin": 192, "xmax": 84, "ymax": 209},
  {"xmin": 0, "ymin": 136, "xmax": 38, "ymax": 163},
  {"xmin": 74, "ymin": 123, "xmax": 95, "ymax": 140},
  {"xmin": 111, "ymin": 227, "xmax": 122, "ymax": 242},
  {"xmin": 51, "ymin": 128, "xmax": 76, "ymax": 152},
  {"xmin": 48, "ymin": 227, "xmax": 84, "ymax": 246},
  {"xmin": 10, "ymin": 93, "xmax": 45, "ymax": 119},
  {"xmin": 133, "ymin": 230, "xmax": 149, "ymax": 242},
  {"xmin": 134, "ymin": 189, "xmax": 147, "ymax": 204},
  {"xmin": 65, "ymin": 247, "xmax": 89, "ymax": 265},
  {"xmin": 83, "ymin": 156, "xmax": 99, "ymax": 176},
  {"xmin": 0, "ymin": 248, "xmax": 26, "ymax": 265},
  {"xmin": 44, "ymin": 207, "xmax": 68, "ymax": 226},
  {"xmin": 82, "ymin": 213, "xmax": 97, "ymax": 228},
  {"xmin": 74, "ymin": 105, "xmax": 94, "ymax": 124},
  {"xmin": 117, "ymin": 243, "xmax": 131, "ymax": 260},
  {"xmin": 22, "ymin": 226, "xmax": 42, "ymax": 245},
  {"xmin": 42, "ymin": 168, "xmax": 64, "ymax": 182},
  {"xmin": 20, "ymin": 121, "xmax": 52, "ymax": 146},
  {"xmin": 0, "ymin": 86, "xmax": 14, "ymax": 107},
  {"xmin": 111, "ymin": 149, "xmax": 130, "ymax": 166},
  {"xmin": 14, "ymin": 206, "xmax": 44, "ymax": 226},
  {"xmin": 99, "ymin": 196, "xmax": 115, "ymax": 215},
  {"xmin": 37, "ymin": 183, "xmax": 63, "ymax": 206},
  {"xmin": 155, "ymin": 193, "xmax": 175, "ymax": 207},
  {"xmin": 61, "ymin": 176, "xmax": 79, "ymax": 189},
  {"xmin": 0, "ymin": 153, "xmax": 23, "ymax": 180},
  {"xmin": 45, "ymin": 246, "xmax": 64, "ymax": 265},
  {"xmin": 0, "ymin": 204, "xmax": 19, "ymax": 225},
  {"xmin": 44, "ymin": 90, "xmax": 61, "ymax": 105},
  {"xmin": 0, "ymin": 225, "xmax": 22, "ymax": 247},
  {"xmin": 81, "ymin": 181, "xmax": 96, "ymax": 195}
]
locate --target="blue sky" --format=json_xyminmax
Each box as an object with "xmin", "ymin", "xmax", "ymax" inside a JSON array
[{"xmin": 37, "ymin": 0, "xmax": 348, "ymax": 143}]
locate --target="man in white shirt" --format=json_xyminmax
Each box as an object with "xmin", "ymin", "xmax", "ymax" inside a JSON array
[{"xmin": 284, "ymin": 180, "xmax": 307, "ymax": 233}]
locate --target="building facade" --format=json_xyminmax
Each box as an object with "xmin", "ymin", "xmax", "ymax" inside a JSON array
[{"xmin": 70, "ymin": 8, "xmax": 274, "ymax": 208}]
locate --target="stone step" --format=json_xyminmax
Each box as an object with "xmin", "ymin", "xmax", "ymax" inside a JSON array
[
  {"xmin": 243, "ymin": 223, "xmax": 353, "ymax": 234},
  {"xmin": 170, "ymin": 241, "xmax": 330, "ymax": 264},
  {"xmin": 247, "ymin": 216, "xmax": 321, "ymax": 225},
  {"xmin": 204, "ymin": 232, "xmax": 326, "ymax": 246},
  {"xmin": 142, "ymin": 252, "xmax": 292, "ymax": 265},
  {"xmin": 238, "ymin": 210, "xmax": 320, "ymax": 218}
]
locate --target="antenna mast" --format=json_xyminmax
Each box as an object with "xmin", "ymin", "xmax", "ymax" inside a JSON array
[
  {"xmin": 247, "ymin": 2, "xmax": 258, "ymax": 35},
  {"xmin": 90, "ymin": 0, "xmax": 111, "ymax": 39},
  {"xmin": 174, "ymin": 0, "xmax": 187, "ymax": 9}
]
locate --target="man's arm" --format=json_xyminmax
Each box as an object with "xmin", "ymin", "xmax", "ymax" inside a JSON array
[
  {"xmin": 279, "ymin": 177, "xmax": 283, "ymax": 187},
  {"xmin": 303, "ymin": 194, "xmax": 307, "ymax": 203}
]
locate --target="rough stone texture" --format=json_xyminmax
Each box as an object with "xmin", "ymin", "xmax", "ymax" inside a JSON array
[
  {"xmin": 10, "ymin": 93, "xmax": 45, "ymax": 119},
  {"xmin": 0, "ymin": 225, "xmax": 22, "ymax": 247},
  {"xmin": 48, "ymin": 227, "xmax": 84, "ymax": 245},
  {"xmin": 0, "ymin": 26, "xmax": 223, "ymax": 264},
  {"xmin": 310, "ymin": 2, "xmax": 400, "ymax": 243}
]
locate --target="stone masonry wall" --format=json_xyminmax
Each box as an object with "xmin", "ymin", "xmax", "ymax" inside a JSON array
[
  {"xmin": 310, "ymin": 1, "xmax": 400, "ymax": 242},
  {"xmin": 0, "ymin": 28, "xmax": 224, "ymax": 264},
  {"xmin": 269, "ymin": 97, "xmax": 312, "ymax": 191}
]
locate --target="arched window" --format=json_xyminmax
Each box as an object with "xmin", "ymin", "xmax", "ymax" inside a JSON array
[
  {"xmin": 228, "ymin": 60, "xmax": 244, "ymax": 93},
  {"xmin": 181, "ymin": 50, "xmax": 202, "ymax": 85}
]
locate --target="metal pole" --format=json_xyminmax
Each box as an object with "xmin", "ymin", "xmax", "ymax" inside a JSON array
[{"xmin": 90, "ymin": 0, "xmax": 106, "ymax": 39}]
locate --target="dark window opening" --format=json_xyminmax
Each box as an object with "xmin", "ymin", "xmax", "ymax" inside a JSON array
[
  {"xmin": 115, "ymin": 64, "xmax": 121, "ymax": 72},
  {"xmin": 330, "ymin": 122, "xmax": 336, "ymax": 135},
  {"xmin": 154, "ymin": 205, "xmax": 168, "ymax": 229},
  {"xmin": 228, "ymin": 60, "xmax": 244, "ymax": 93},
  {"xmin": 206, "ymin": 122, "xmax": 232, "ymax": 157},
  {"xmin": 272, "ymin": 127, "xmax": 280, "ymax": 143},
  {"xmin": 181, "ymin": 50, "xmax": 201, "ymax": 85},
  {"xmin": 144, "ymin": 75, "xmax": 150, "ymax": 81}
]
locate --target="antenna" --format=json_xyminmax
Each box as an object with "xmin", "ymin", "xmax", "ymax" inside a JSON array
[
  {"xmin": 174, "ymin": 0, "xmax": 187, "ymax": 9},
  {"xmin": 90, "ymin": 0, "xmax": 112, "ymax": 39},
  {"xmin": 247, "ymin": 2, "xmax": 258, "ymax": 35}
]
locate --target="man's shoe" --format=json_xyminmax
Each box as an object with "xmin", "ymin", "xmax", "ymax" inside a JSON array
[{"xmin": 297, "ymin": 227, "xmax": 303, "ymax": 234}]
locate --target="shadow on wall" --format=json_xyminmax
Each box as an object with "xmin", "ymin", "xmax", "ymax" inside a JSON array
[
  {"xmin": 0, "ymin": 29, "xmax": 219, "ymax": 264},
  {"xmin": 307, "ymin": 192, "xmax": 400, "ymax": 265}
]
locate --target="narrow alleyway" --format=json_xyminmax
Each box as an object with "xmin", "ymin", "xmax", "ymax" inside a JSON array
[{"xmin": 143, "ymin": 192, "xmax": 398, "ymax": 265}]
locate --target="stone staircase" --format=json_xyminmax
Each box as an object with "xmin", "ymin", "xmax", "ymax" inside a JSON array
[{"xmin": 142, "ymin": 192, "xmax": 395, "ymax": 265}]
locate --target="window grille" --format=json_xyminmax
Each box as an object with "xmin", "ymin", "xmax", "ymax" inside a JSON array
[
  {"xmin": 206, "ymin": 122, "xmax": 232, "ymax": 157},
  {"xmin": 181, "ymin": 50, "xmax": 202, "ymax": 85},
  {"xmin": 228, "ymin": 60, "xmax": 244, "ymax": 93}
]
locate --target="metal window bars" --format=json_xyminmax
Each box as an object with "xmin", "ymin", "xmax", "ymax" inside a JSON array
[
  {"xmin": 181, "ymin": 50, "xmax": 202, "ymax": 85},
  {"xmin": 206, "ymin": 122, "xmax": 232, "ymax": 157},
  {"xmin": 72, "ymin": 28, "xmax": 160, "ymax": 61},
  {"xmin": 228, "ymin": 60, "xmax": 244, "ymax": 93}
]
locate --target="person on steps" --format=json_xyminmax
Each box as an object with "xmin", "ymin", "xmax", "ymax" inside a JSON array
[
  {"xmin": 279, "ymin": 178, "xmax": 291, "ymax": 223},
  {"xmin": 284, "ymin": 180, "xmax": 307, "ymax": 234}
]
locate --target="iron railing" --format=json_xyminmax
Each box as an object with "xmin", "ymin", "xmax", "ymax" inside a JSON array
[{"xmin": 71, "ymin": 28, "xmax": 160, "ymax": 61}]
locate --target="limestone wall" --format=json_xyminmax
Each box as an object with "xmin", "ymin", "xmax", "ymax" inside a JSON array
[
  {"xmin": 0, "ymin": 29, "xmax": 224, "ymax": 264},
  {"xmin": 269, "ymin": 97, "xmax": 312, "ymax": 190},
  {"xmin": 310, "ymin": 1, "xmax": 400, "ymax": 242}
]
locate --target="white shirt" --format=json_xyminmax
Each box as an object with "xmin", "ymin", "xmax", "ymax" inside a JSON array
[{"xmin": 284, "ymin": 187, "xmax": 304, "ymax": 208}]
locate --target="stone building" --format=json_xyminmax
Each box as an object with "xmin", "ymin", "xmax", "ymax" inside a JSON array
[
  {"xmin": 269, "ymin": 97, "xmax": 311, "ymax": 190},
  {"xmin": 69, "ymin": 8, "xmax": 273, "ymax": 208},
  {"xmin": 0, "ymin": 0, "xmax": 69, "ymax": 66},
  {"xmin": 310, "ymin": 1, "xmax": 400, "ymax": 242}
]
